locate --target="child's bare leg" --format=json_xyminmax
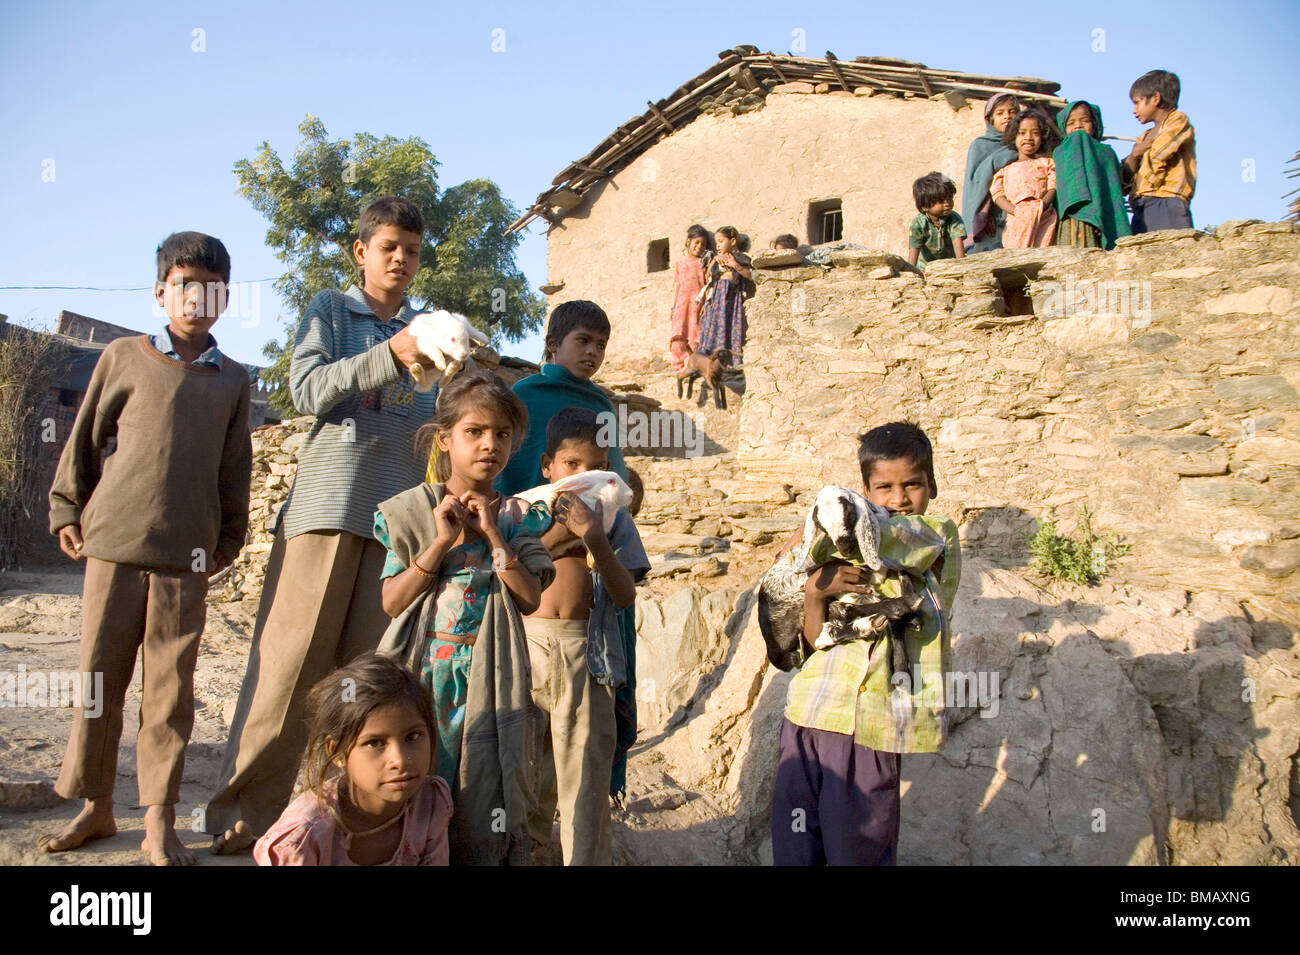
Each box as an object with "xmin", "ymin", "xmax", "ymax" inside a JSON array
[
  {"xmin": 38, "ymin": 797, "xmax": 117, "ymax": 852},
  {"xmin": 210, "ymin": 819, "xmax": 255, "ymax": 855},
  {"xmin": 141, "ymin": 805, "xmax": 195, "ymax": 866}
]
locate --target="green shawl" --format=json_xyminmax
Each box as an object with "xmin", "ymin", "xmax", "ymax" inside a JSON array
[{"xmin": 1053, "ymin": 100, "xmax": 1132, "ymax": 250}]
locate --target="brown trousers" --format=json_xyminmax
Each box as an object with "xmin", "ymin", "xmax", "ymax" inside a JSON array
[
  {"xmin": 56, "ymin": 558, "xmax": 208, "ymax": 805},
  {"xmin": 524, "ymin": 616, "xmax": 616, "ymax": 866},
  {"xmin": 205, "ymin": 528, "xmax": 389, "ymax": 836}
]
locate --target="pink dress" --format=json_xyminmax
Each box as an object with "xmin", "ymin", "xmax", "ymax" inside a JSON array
[
  {"xmin": 991, "ymin": 156, "xmax": 1058, "ymax": 247},
  {"xmin": 254, "ymin": 774, "xmax": 453, "ymax": 866},
  {"xmin": 669, "ymin": 255, "xmax": 705, "ymax": 373}
]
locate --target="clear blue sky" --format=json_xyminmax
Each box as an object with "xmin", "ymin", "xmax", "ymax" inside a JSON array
[{"xmin": 3, "ymin": 0, "xmax": 1297, "ymax": 365}]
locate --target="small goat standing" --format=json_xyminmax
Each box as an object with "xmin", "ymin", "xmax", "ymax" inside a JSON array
[{"xmin": 676, "ymin": 347, "xmax": 731, "ymax": 409}]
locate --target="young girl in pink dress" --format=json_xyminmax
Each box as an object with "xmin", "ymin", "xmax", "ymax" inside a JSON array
[
  {"xmin": 991, "ymin": 107, "xmax": 1060, "ymax": 248},
  {"xmin": 254, "ymin": 654, "xmax": 452, "ymax": 866},
  {"xmin": 669, "ymin": 225, "xmax": 709, "ymax": 375}
]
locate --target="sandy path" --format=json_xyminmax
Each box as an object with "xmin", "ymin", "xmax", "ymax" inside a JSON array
[{"xmin": 0, "ymin": 566, "xmax": 717, "ymax": 867}]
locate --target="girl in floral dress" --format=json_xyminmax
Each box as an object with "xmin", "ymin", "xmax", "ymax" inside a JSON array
[
  {"xmin": 372, "ymin": 371, "xmax": 552, "ymax": 813},
  {"xmin": 696, "ymin": 225, "xmax": 752, "ymax": 367}
]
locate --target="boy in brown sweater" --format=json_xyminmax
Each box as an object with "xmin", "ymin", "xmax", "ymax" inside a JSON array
[{"xmin": 41, "ymin": 231, "xmax": 252, "ymax": 865}]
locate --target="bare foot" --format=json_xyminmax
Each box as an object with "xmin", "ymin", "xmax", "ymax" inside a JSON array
[
  {"xmin": 210, "ymin": 819, "xmax": 255, "ymax": 855},
  {"xmin": 141, "ymin": 805, "xmax": 196, "ymax": 866},
  {"xmin": 38, "ymin": 798, "xmax": 117, "ymax": 853}
]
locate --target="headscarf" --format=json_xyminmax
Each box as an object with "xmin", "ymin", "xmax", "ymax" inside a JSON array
[
  {"xmin": 1052, "ymin": 100, "xmax": 1133, "ymax": 250},
  {"xmin": 962, "ymin": 93, "xmax": 1019, "ymax": 241}
]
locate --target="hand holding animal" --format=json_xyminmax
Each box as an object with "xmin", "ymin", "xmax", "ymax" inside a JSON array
[
  {"xmin": 406, "ymin": 310, "xmax": 491, "ymax": 391},
  {"xmin": 514, "ymin": 470, "xmax": 633, "ymax": 536}
]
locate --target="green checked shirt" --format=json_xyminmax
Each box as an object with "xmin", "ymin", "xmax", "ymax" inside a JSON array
[{"xmin": 783, "ymin": 514, "xmax": 961, "ymax": 753}]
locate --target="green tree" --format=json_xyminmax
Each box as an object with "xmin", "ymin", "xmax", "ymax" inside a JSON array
[{"xmin": 236, "ymin": 115, "xmax": 544, "ymax": 416}]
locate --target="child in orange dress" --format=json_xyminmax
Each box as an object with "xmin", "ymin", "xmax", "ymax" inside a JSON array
[
  {"xmin": 991, "ymin": 107, "xmax": 1060, "ymax": 248},
  {"xmin": 669, "ymin": 225, "xmax": 709, "ymax": 375}
]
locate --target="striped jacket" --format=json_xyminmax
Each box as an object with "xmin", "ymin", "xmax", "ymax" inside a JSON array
[{"xmin": 281, "ymin": 286, "xmax": 438, "ymax": 540}]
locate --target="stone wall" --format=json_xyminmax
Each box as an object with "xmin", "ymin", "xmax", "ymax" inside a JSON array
[
  {"xmin": 739, "ymin": 221, "xmax": 1300, "ymax": 625},
  {"xmin": 544, "ymin": 88, "xmax": 987, "ymax": 372}
]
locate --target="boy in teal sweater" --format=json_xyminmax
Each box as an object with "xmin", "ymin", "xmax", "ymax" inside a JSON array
[{"xmin": 495, "ymin": 300, "xmax": 628, "ymax": 496}]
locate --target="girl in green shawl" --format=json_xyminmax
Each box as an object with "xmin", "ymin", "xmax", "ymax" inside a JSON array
[
  {"xmin": 1053, "ymin": 101, "xmax": 1132, "ymax": 249},
  {"xmin": 962, "ymin": 92, "xmax": 1020, "ymax": 253}
]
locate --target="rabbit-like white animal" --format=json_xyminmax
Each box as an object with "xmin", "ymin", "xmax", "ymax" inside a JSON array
[
  {"xmin": 514, "ymin": 470, "xmax": 633, "ymax": 535},
  {"xmin": 406, "ymin": 310, "xmax": 490, "ymax": 392}
]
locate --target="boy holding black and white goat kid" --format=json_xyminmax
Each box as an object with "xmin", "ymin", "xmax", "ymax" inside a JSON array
[{"xmin": 762, "ymin": 422, "xmax": 961, "ymax": 865}]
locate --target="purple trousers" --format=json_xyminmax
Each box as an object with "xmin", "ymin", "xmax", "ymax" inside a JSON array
[{"xmin": 770, "ymin": 718, "xmax": 901, "ymax": 865}]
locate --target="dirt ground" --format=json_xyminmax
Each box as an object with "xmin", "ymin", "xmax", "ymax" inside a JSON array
[{"xmin": 0, "ymin": 564, "xmax": 727, "ymax": 867}]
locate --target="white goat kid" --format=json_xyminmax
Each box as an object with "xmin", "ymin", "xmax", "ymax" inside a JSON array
[
  {"xmin": 514, "ymin": 470, "xmax": 633, "ymax": 535},
  {"xmin": 406, "ymin": 310, "xmax": 491, "ymax": 392}
]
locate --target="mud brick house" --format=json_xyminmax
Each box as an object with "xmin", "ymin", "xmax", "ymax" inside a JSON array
[{"xmin": 509, "ymin": 46, "xmax": 1063, "ymax": 367}]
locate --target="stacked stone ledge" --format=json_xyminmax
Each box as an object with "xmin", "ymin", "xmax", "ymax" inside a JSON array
[{"xmin": 742, "ymin": 220, "xmax": 1300, "ymax": 626}]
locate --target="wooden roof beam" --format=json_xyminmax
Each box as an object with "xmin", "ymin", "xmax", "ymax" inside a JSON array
[
  {"xmin": 766, "ymin": 53, "xmax": 789, "ymax": 83},
  {"xmin": 646, "ymin": 100, "xmax": 675, "ymax": 132},
  {"xmin": 823, "ymin": 51, "xmax": 852, "ymax": 92}
]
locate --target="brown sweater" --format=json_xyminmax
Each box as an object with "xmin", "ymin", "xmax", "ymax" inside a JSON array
[{"xmin": 49, "ymin": 335, "xmax": 252, "ymax": 573}]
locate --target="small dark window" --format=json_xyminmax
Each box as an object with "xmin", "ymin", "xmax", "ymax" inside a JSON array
[
  {"xmin": 808, "ymin": 198, "xmax": 843, "ymax": 245},
  {"xmin": 993, "ymin": 267, "xmax": 1040, "ymax": 317},
  {"xmin": 647, "ymin": 238, "xmax": 670, "ymax": 273}
]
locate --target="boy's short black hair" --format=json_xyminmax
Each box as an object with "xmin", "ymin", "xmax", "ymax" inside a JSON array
[
  {"xmin": 858, "ymin": 421, "xmax": 938, "ymax": 496},
  {"xmin": 773, "ymin": 233, "xmax": 799, "ymax": 250},
  {"xmin": 358, "ymin": 195, "xmax": 425, "ymax": 244},
  {"xmin": 625, "ymin": 466, "xmax": 644, "ymax": 517},
  {"xmin": 1001, "ymin": 106, "xmax": 1060, "ymax": 154},
  {"xmin": 1129, "ymin": 70, "xmax": 1180, "ymax": 110},
  {"xmin": 545, "ymin": 405, "xmax": 605, "ymax": 458},
  {"xmin": 543, "ymin": 300, "xmax": 611, "ymax": 360},
  {"xmin": 156, "ymin": 231, "xmax": 231, "ymax": 284},
  {"xmin": 912, "ymin": 173, "xmax": 957, "ymax": 212}
]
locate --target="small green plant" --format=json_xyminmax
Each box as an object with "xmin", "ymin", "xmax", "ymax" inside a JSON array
[{"xmin": 1028, "ymin": 506, "xmax": 1131, "ymax": 585}]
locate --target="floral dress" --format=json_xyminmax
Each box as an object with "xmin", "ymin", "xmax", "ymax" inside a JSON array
[
  {"xmin": 374, "ymin": 495, "xmax": 550, "ymax": 783},
  {"xmin": 696, "ymin": 252, "xmax": 751, "ymax": 365}
]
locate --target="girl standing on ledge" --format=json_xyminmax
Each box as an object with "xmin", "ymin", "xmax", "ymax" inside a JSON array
[
  {"xmin": 669, "ymin": 224, "xmax": 709, "ymax": 376},
  {"xmin": 696, "ymin": 225, "xmax": 751, "ymax": 367}
]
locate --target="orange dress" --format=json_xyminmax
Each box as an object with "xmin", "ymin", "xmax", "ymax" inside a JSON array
[
  {"xmin": 669, "ymin": 255, "xmax": 705, "ymax": 373},
  {"xmin": 991, "ymin": 156, "xmax": 1058, "ymax": 248}
]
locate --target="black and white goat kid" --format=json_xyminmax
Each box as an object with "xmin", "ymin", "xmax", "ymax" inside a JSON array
[{"xmin": 758, "ymin": 487, "xmax": 925, "ymax": 677}]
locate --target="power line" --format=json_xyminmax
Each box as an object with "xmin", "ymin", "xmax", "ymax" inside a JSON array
[{"xmin": 0, "ymin": 278, "xmax": 282, "ymax": 292}]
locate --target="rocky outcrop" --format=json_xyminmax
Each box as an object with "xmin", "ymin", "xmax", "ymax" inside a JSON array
[
  {"xmin": 207, "ymin": 417, "xmax": 310, "ymax": 605},
  {"xmin": 628, "ymin": 561, "xmax": 1300, "ymax": 866}
]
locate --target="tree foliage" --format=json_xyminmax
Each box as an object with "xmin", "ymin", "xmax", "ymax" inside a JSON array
[{"xmin": 235, "ymin": 115, "xmax": 544, "ymax": 415}]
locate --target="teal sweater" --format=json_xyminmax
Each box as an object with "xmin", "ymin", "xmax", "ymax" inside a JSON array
[{"xmin": 495, "ymin": 363, "xmax": 628, "ymax": 496}]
